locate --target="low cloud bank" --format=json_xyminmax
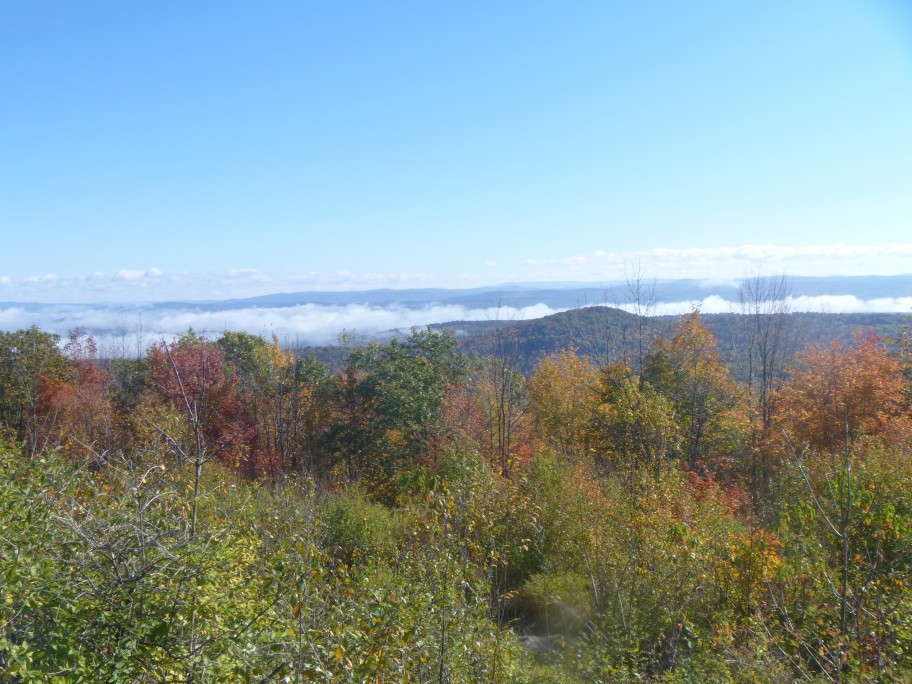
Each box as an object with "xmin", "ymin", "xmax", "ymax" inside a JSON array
[
  {"xmin": 617, "ymin": 295, "xmax": 912, "ymax": 316},
  {"xmin": 0, "ymin": 302, "xmax": 560, "ymax": 351},
  {"xmin": 2, "ymin": 294, "xmax": 909, "ymax": 355}
]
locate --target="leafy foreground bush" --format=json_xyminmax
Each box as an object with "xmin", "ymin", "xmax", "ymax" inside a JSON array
[
  {"xmin": 4, "ymin": 441, "xmax": 912, "ymax": 682},
  {"xmin": 0, "ymin": 444, "xmax": 564, "ymax": 683}
]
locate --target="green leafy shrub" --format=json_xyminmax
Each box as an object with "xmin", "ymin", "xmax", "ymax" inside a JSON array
[{"xmin": 321, "ymin": 488, "xmax": 398, "ymax": 566}]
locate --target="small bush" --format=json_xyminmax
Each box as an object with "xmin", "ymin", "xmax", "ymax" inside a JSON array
[{"xmin": 321, "ymin": 489, "xmax": 397, "ymax": 566}]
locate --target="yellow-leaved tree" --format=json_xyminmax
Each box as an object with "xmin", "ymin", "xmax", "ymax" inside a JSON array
[
  {"xmin": 643, "ymin": 310, "xmax": 747, "ymax": 468},
  {"xmin": 526, "ymin": 347, "xmax": 599, "ymax": 461}
]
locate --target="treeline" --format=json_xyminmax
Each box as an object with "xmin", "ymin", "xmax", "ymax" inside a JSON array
[{"xmin": 1, "ymin": 310, "xmax": 912, "ymax": 682}]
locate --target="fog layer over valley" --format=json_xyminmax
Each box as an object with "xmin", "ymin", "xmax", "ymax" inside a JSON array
[
  {"xmin": 0, "ymin": 301, "xmax": 562, "ymax": 349},
  {"xmin": 2, "ymin": 276, "xmax": 910, "ymax": 348}
]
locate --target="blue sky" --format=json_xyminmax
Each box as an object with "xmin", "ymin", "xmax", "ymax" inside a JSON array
[{"xmin": 2, "ymin": 1, "xmax": 912, "ymax": 302}]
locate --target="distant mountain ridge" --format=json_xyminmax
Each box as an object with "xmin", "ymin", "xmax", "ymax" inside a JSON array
[
  {"xmin": 175, "ymin": 274, "xmax": 912, "ymax": 310},
  {"xmin": 4, "ymin": 275, "xmax": 912, "ymax": 313}
]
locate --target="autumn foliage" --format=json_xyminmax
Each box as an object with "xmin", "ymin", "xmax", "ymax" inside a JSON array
[
  {"xmin": 145, "ymin": 332, "xmax": 259, "ymax": 474},
  {"xmin": 775, "ymin": 332, "xmax": 911, "ymax": 453},
  {"xmin": 3, "ymin": 317, "xmax": 912, "ymax": 682}
]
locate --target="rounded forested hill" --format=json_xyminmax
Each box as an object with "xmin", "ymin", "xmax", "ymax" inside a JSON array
[{"xmin": 440, "ymin": 306, "xmax": 647, "ymax": 374}]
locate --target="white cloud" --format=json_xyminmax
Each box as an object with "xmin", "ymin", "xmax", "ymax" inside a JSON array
[
  {"xmin": 521, "ymin": 243, "xmax": 912, "ymax": 282},
  {"xmin": 2, "ymin": 242, "xmax": 911, "ymax": 304},
  {"xmin": 615, "ymin": 296, "xmax": 735, "ymax": 317},
  {"xmin": 0, "ymin": 307, "xmax": 28, "ymax": 326},
  {"xmin": 3, "ymin": 291, "xmax": 909, "ymax": 352},
  {"xmin": 615, "ymin": 294, "xmax": 912, "ymax": 317},
  {"xmin": 227, "ymin": 268, "xmax": 265, "ymax": 279},
  {"xmin": 788, "ymin": 294, "xmax": 912, "ymax": 314},
  {"xmin": 26, "ymin": 273, "xmax": 59, "ymax": 283},
  {"xmin": 0, "ymin": 301, "xmax": 561, "ymax": 347},
  {"xmin": 116, "ymin": 269, "xmax": 147, "ymax": 281},
  {"xmin": 115, "ymin": 268, "xmax": 165, "ymax": 281}
]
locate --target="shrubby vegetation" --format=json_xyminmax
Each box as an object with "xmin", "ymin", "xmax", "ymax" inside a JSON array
[{"xmin": 2, "ymin": 307, "xmax": 912, "ymax": 681}]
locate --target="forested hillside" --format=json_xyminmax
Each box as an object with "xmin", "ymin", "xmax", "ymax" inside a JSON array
[
  {"xmin": 449, "ymin": 306, "xmax": 911, "ymax": 375},
  {"xmin": 2, "ymin": 315, "xmax": 912, "ymax": 682}
]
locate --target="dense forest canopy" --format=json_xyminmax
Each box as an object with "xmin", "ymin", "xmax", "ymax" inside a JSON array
[{"xmin": 2, "ymin": 305, "xmax": 912, "ymax": 681}]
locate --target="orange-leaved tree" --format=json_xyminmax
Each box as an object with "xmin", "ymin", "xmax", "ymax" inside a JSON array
[
  {"xmin": 40, "ymin": 330, "xmax": 117, "ymax": 463},
  {"xmin": 775, "ymin": 332, "xmax": 911, "ymax": 454}
]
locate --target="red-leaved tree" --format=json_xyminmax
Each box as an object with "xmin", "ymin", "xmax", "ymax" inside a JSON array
[{"xmin": 145, "ymin": 331, "xmax": 260, "ymax": 476}]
